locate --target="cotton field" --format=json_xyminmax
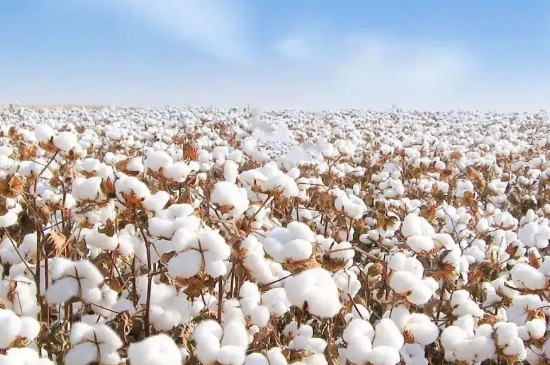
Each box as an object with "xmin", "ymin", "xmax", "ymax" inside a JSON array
[{"xmin": 0, "ymin": 103, "xmax": 549, "ymax": 365}]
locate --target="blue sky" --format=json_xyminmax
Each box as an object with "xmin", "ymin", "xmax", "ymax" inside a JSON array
[{"xmin": 1, "ymin": 0, "xmax": 550, "ymax": 110}]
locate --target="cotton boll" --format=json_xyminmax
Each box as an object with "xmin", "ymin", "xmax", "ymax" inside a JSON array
[
  {"xmin": 195, "ymin": 333, "xmax": 221, "ymax": 364},
  {"xmin": 53, "ymin": 131, "xmax": 78, "ymax": 152},
  {"xmin": 250, "ymin": 306, "xmax": 270, "ymax": 327},
  {"xmin": 343, "ymin": 319, "xmax": 375, "ymax": 343},
  {"xmin": 46, "ymin": 277, "xmax": 79, "ymax": 304},
  {"xmin": 525, "ymin": 318, "xmax": 546, "ymax": 339},
  {"xmin": 344, "ymin": 336, "xmax": 372, "ymax": 364},
  {"xmin": 18, "ymin": 317, "xmax": 40, "ymax": 341},
  {"xmin": 224, "ymin": 160, "xmax": 239, "ymax": 183},
  {"xmin": 402, "ymin": 214, "xmax": 424, "ymax": 237},
  {"xmin": 128, "ymin": 334, "xmax": 183, "ymax": 365},
  {"xmin": 368, "ymin": 346, "xmax": 401, "ymax": 365},
  {"xmin": 35, "ymin": 124, "xmax": 54, "ymax": 143},
  {"xmin": 373, "ymin": 318, "xmax": 404, "ymax": 350},
  {"xmin": 163, "ymin": 161, "xmax": 191, "ymax": 182},
  {"xmin": 143, "ymin": 191, "xmax": 170, "ymax": 213},
  {"xmin": 221, "ymin": 320, "xmax": 249, "ymax": 349},
  {"xmin": 73, "ymin": 177, "xmax": 104, "ymax": 201},
  {"xmin": 266, "ymin": 348, "xmax": 288, "ymax": 365},
  {"xmin": 286, "ymin": 222, "xmax": 316, "ymax": 242},
  {"xmin": 511, "ymin": 263, "xmax": 546, "ymax": 290},
  {"xmin": 403, "ymin": 314, "xmax": 439, "ymax": 345},
  {"xmin": 199, "ymin": 229, "xmax": 231, "ymax": 260},
  {"xmin": 217, "ymin": 345, "xmax": 246, "ymax": 365},
  {"xmin": 0, "ymin": 211, "xmax": 18, "ymax": 228},
  {"xmin": 284, "ymin": 268, "xmax": 341, "ymax": 318},
  {"xmin": 75, "ymin": 260, "xmax": 104, "ymax": 286},
  {"xmin": 440, "ymin": 326, "xmax": 468, "ymax": 351},
  {"xmin": 84, "ymin": 229, "xmax": 118, "ymax": 251},
  {"xmin": 144, "ymin": 150, "xmax": 173, "ymax": 172},
  {"xmin": 148, "ymin": 217, "xmax": 176, "ymax": 239},
  {"xmin": 245, "ymin": 353, "xmax": 269, "ymax": 365},
  {"xmin": 65, "ymin": 342, "xmax": 98, "ymax": 365},
  {"xmin": 210, "ymin": 181, "xmax": 249, "ymax": 219},
  {"xmin": 0, "ymin": 309, "xmax": 22, "ymax": 349}
]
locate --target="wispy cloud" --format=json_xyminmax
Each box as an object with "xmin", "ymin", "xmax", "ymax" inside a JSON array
[
  {"xmin": 117, "ymin": 0, "xmax": 251, "ymax": 61},
  {"xmin": 264, "ymin": 33, "xmax": 473, "ymax": 109}
]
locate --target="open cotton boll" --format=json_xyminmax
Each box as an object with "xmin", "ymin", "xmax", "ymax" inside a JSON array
[
  {"xmin": 210, "ymin": 181, "xmax": 249, "ymax": 219},
  {"xmin": 368, "ymin": 346, "xmax": 401, "ymax": 365},
  {"xmin": 163, "ymin": 161, "xmax": 191, "ymax": 182},
  {"xmin": 406, "ymin": 235, "xmax": 434, "ymax": 252},
  {"xmin": 84, "ymin": 228, "xmax": 118, "ymax": 251},
  {"xmin": 0, "ymin": 348, "xmax": 54, "ymax": 365},
  {"xmin": 372, "ymin": 318, "xmax": 404, "ymax": 350},
  {"xmin": 149, "ymin": 217, "xmax": 176, "ymax": 238},
  {"xmin": 73, "ymin": 177, "xmax": 105, "ymax": 201},
  {"xmin": 266, "ymin": 347, "xmax": 288, "ymax": 365},
  {"xmin": 343, "ymin": 319, "xmax": 375, "ymax": 343},
  {"xmin": 495, "ymin": 322, "xmax": 527, "ymax": 360},
  {"xmin": 115, "ymin": 175, "xmax": 151, "ymax": 202},
  {"xmin": 285, "ymin": 268, "xmax": 341, "ymax": 318},
  {"xmin": 245, "ymin": 353, "xmax": 269, "ymax": 365},
  {"xmin": 53, "ymin": 131, "xmax": 78, "ymax": 152},
  {"xmin": 0, "ymin": 279, "xmax": 39, "ymax": 317},
  {"xmin": 511, "ymin": 263, "xmax": 546, "ymax": 290},
  {"xmin": 0, "ymin": 210, "xmax": 19, "ymax": 228},
  {"xmin": 401, "ymin": 214, "xmax": 424, "ymax": 238},
  {"xmin": 0, "ymin": 309, "xmax": 22, "ymax": 349},
  {"xmin": 217, "ymin": 345, "xmax": 246, "ymax": 365},
  {"xmin": 403, "ymin": 314, "xmax": 439, "ymax": 345},
  {"xmin": 144, "ymin": 150, "xmax": 173, "ymax": 172},
  {"xmin": 261, "ymin": 172, "xmax": 299, "ymax": 198},
  {"xmin": 34, "ymin": 124, "xmax": 54, "ymax": 143},
  {"xmin": 143, "ymin": 190, "xmax": 170, "ymax": 213},
  {"xmin": 65, "ymin": 322, "xmax": 122, "ymax": 365},
  {"xmin": 128, "ymin": 334, "xmax": 182, "ymax": 365},
  {"xmin": 263, "ymin": 222, "xmax": 315, "ymax": 263},
  {"xmin": 224, "ymin": 160, "xmax": 239, "ymax": 183},
  {"xmin": 333, "ymin": 189, "xmax": 367, "ymax": 219}
]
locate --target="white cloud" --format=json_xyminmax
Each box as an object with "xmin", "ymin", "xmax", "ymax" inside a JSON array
[
  {"xmin": 117, "ymin": 0, "xmax": 251, "ymax": 61},
  {"xmin": 261, "ymin": 34, "xmax": 474, "ymax": 109}
]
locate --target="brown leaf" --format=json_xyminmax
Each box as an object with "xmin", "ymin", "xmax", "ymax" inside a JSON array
[
  {"xmin": 184, "ymin": 144, "xmax": 198, "ymax": 160},
  {"xmin": 99, "ymin": 219, "xmax": 116, "ymax": 237},
  {"xmin": 45, "ymin": 230, "xmax": 68, "ymax": 257},
  {"xmin": 18, "ymin": 142, "xmax": 36, "ymax": 160}
]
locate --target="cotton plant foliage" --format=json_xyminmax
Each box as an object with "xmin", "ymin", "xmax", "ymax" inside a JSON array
[{"xmin": 0, "ymin": 103, "xmax": 549, "ymax": 364}]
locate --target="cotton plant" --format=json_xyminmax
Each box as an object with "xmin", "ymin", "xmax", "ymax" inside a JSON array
[{"xmin": 3, "ymin": 105, "xmax": 550, "ymax": 364}]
